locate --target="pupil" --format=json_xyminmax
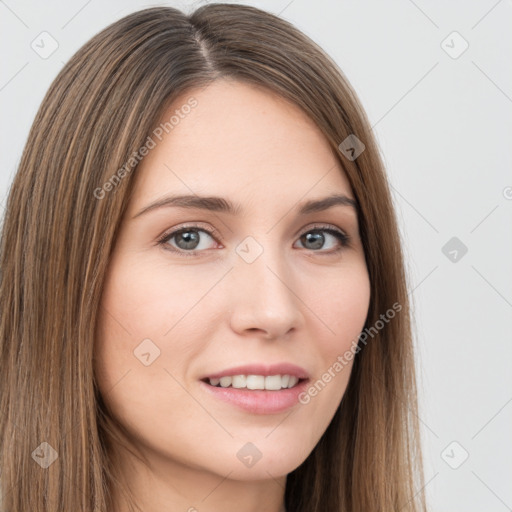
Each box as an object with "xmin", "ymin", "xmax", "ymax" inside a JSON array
[
  {"xmin": 177, "ymin": 231, "xmax": 199, "ymax": 250},
  {"xmin": 304, "ymin": 232, "xmax": 324, "ymax": 250}
]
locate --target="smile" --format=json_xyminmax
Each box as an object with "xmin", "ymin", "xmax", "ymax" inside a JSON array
[{"xmin": 205, "ymin": 374, "xmax": 301, "ymax": 390}]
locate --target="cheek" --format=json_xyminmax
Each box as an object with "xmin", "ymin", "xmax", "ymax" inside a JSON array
[
  {"xmin": 295, "ymin": 265, "xmax": 369, "ymax": 415},
  {"xmin": 96, "ymin": 260, "xmax": 174, "ymax": 336},
  {"xmin": 93, "ymin": 280, "xmax": 199, "ymax": 448},
  {"xmin": 98, "ymin": 253, "xmax": 229, "ymax": 339},
  {"xmin": 312, "ymin": 264, "xmax": 371, "ymax": 356},
  {"xmin": 93, "ymin": 256, "xmax": 217, "ymax": 408}
]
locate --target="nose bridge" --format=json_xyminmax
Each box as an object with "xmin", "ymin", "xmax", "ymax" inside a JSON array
[{"xmin": 228, "ymin": 235, "xmax": 303, "ymax": 337}]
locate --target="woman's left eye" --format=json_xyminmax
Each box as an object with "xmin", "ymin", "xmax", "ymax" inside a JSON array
[
  {"xmin": 157, "ymin": 224, "xmax": 350, "ymax": 257},
  {"xmin": 295, "ymin": 227, "xmax": 350, "ymax": 253}
]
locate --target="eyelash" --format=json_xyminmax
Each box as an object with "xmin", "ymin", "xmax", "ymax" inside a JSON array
[{"xmin": 156, "ymin": 222, "xmax": 351, "ymax": 258}]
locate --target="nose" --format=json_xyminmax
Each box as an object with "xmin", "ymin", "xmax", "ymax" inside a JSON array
[{"xmin": 227, "ymin": 245, "xmax": 304, "ymax": 340}]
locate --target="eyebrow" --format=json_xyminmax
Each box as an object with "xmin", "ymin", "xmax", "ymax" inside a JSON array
[{"xmin": 132, "ymin": 193, "xmax": 358, "ymax": 219}]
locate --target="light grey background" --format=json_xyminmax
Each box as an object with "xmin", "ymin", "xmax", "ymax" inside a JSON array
[{"xmin": 1, "ymin": 1, "xmax": 511, "ymax": 510}]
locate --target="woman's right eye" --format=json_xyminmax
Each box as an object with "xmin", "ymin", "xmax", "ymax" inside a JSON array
[
  {"xmin": 158, "ymin": 225, "xmax": 223, "ymax": 256},
  {"xmin": 157, "ymin": 225, "xmax": 220, "ymax": 257}
]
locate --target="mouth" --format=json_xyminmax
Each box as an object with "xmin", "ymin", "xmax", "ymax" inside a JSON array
[{"xmin": 199, "ymin": 375, "xmax": 310, "ymax": 414}]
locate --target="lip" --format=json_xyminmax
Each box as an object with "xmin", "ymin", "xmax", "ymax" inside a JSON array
[
  {"xmin": 199, "ymin": 377, "xmax": 310, "ymax": 414},
  {"xmin": 200, "ymin": 363, "xmax": 310, "ymax": 380}
]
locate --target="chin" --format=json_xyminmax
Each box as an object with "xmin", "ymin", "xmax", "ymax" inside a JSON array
[{"xmin": 211, "ymin": 438, "xmax": 312, "ymax": 481}]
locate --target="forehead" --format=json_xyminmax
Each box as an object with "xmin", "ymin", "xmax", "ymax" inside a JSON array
[{"xmin": 129, "ymin": 79, "xmax": 353, "ymax": 212}]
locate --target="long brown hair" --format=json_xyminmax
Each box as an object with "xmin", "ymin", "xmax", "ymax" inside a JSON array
[{"xmin": 0, "ymin": 4, "xmax": 427, "ymax": 511}]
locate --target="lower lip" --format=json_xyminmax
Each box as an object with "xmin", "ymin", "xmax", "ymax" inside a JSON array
[{"xmin": 199, "ymin": 379, "xmax": 310, "ymax": 414}]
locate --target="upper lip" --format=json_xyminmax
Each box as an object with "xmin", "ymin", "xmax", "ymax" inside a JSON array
[{"xmin": 201, "ymin": 363, "xmax": 310, "ymax": 381}]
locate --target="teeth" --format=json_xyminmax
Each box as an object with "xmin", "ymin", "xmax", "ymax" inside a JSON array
[
  {"xmin": 207, "ymin": 374, "xmax": 301, "ymax": 390},
  {"xmin": 288, "ymin": 376, "xmax": 298, "ymax": 388},
  {"xmin": 219, "ymin": 376, "xmax": 232, "ymax": 388},
  {"xmin": 264, "ymin": 375, "xmax": 282, "ymax": 390},
  {"xmin": 246, "ymin": 375, "xmax": 264, "ymax": 389},
  {"xmin": 232, "ymin": 375, "xmax": 247, "ymax": 388}
]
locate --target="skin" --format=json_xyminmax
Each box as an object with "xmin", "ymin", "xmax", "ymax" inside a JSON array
[{"xmin": 94, "ymin": 78, "xmax": 371, "ymax": 512}]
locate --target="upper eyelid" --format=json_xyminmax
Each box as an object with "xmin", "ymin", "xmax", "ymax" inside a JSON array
[{"xmin": 159, "ymin": 223, "xmax": 221, "ymax": 242}]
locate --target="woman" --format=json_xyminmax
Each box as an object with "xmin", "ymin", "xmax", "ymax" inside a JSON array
[{"xmin": 0, "ymin": 4, "xmax": 427, "ymax": 511}]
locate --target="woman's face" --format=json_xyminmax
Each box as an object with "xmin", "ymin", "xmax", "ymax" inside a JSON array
[{"xmin": 94, "ymin": 79, "xmax": 370, "ymax": 484}]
